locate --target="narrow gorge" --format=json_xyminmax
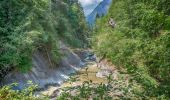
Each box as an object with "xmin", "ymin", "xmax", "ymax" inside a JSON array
[{"xmin": 0, "ymin": 0, "xmax": 170, "ymax": 100}]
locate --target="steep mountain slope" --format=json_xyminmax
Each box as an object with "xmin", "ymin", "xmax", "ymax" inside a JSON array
[
  {"xmin": 0, "ymin": 0, "xmax": 89, "ymax": 80},
  {"xmin": 93, "ymin": 0, "xmax": 170, "ymax": 98},
  {"xmin": 87, "ymin": 0, "xmax": 112, "ymax": 25}
]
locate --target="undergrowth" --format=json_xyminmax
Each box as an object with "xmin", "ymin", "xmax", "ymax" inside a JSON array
[{"xmin": 92, "ymin": 0, "xmax": 170, "ymax": 98}]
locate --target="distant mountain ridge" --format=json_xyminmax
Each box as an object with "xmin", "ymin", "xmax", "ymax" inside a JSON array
[{"xmin": 87, "ymin": 0, "xmax": 112, "ymax": 26}]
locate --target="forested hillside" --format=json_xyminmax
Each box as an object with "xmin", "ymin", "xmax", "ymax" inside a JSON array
[
  {"xmin": 0, "ymin": 0, "xmax": 88, "ymax": 79},
  {"xmin": 93, "ymin": 0, "xmax": 170, "ymax": 98},
  {"xmin": 1, "ymin": 0, "xmax": 170, "ymax": 99}
]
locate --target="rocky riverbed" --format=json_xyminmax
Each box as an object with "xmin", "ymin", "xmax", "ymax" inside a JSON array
[{"xmin": 38, "ymin": 58, "xmax": 122, "ymax": 99}]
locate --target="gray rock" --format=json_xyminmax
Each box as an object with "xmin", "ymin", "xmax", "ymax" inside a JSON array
[
  {"xmin": 1, "ymin": 41, "xmax": 86, "ymax": 90},
  {"xmin": 96, "ymin": 69, "xmax": 112, "ymax": 78}
]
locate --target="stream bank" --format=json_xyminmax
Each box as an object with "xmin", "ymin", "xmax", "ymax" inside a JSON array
[
  {"xmin": 39, "ymin": 59, "xmax": 133, "ymax": 99},
  {"xmin": 0, "ymin": 42, "xmax": 89, "ymax": 90}
]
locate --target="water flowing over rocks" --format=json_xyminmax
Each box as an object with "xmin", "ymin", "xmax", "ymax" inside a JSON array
[
  {"xmin": 0, "ymin": 42, "xmax": 89, "ymax": 90},
  {"xmin": 0, "ymin": 42, "xmax": 122, "ymax": 99},
  {"xmin": 40, "ymin": 58, "xmax": 121, "ymax": 99}
]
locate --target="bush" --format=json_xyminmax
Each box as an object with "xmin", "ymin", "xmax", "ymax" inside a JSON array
[
  {"xmin": 92, "ymin": 0, "xmax": 170, "ymax": 98},
  {"xmin": 0, "ymin": 81, "xmax": 45, "ymax": 100}
]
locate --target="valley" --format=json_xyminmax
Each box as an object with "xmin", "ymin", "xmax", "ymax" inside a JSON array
[{"xmin": 0, "ymin": 0, "xmax": 170, "ymax": 100}]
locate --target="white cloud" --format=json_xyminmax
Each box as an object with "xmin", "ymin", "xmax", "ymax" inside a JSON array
[
  {"xmin": 79, "ymin": 0, "xmax": 102, "ymax": 6},
  {"xmin": 79, "ymin": 0, "xmax": 103, "ymax": 16}
]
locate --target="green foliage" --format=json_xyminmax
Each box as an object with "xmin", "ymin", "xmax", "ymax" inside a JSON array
[
  {"xmin": 92, "ymin": 0, "xmax": 170, "ymax": 98},
  {"xmin": 57, "ymin": 80, "xmax": 112, "ymax": 100},
  {"xmin": 0, "ymin": 81, "xmax": 46, "ymax": 100},
  {"xmin": 57, "ymin": 73, "xmax": 153, "ymax": 100},
  {"xmin": 0, "ymin": 0, "xmax": 89, "ymax": 79}
]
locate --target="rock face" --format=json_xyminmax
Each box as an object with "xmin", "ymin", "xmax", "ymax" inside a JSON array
[
  {"xmin": 87, "ymin": 0, "xmax": 112, "ymax": 26},
  {"xmin": 1, "ymin": 42, "xmax": 86, "ymax": 89}
]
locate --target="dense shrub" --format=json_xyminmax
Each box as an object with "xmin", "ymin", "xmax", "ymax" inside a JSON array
[
  {"xmin": 92, "ymin": 0, "xmax": 170, "ymax": 98},
  {"xmin": 0, "ymin": 81, "xmax": 45, "ymax": 100}
]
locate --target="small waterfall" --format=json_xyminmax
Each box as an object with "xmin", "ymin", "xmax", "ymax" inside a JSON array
[{"xmin": 1, "ymin": 41, "xmax": 88, "ymax": 90}]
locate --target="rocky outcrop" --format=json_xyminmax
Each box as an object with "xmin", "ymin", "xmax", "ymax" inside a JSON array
[
  {"xmin": 87, "ymin": 0, "xmax": 112, "ymax": 26},
  {"xmin": 1, "ymin": 42, "xmax": 87, "ymax": 89}
]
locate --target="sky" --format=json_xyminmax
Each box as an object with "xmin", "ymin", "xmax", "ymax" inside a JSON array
[{"xmin": 79, "ymin": 0, "xmax": 103, "ymax": 16}]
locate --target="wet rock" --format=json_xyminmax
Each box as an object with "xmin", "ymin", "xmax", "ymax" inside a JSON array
[
  {"xmin": 50, "ymin": 89, "xmax": 61, "ymax": 98},
  {"xmin": 85, "ymin": 53, "xmax": 97, "ymax": 62},
  {"xmin": 1, "ymin": 41, "xmax": 86, "ymax": 89}
]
